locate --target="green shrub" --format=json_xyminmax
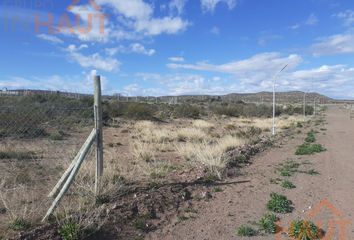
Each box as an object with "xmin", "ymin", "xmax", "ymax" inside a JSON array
[
  {"xmin": 9, "ymin": 218, "xmax": 31, "ymax": 231},
  {"xmin": 277, "ymin": 160, "xmax": 300, "ymax": 177},
  {"xmin": 58, "ymin": 221, "xmax": 79, "ymax": 240},
  {"xmin": 49, "ymin": 130, "xmax": 65, "ymax": 141},
  {"xmin": 174, "ymin": 104, "xmax": 202, "ymax": 119},
  {"xmin": 305, "ymin": 132, "xmax": 316, "ymax": 143},
  {"xmin": 267, "ymin": 193, "xmax": 293, "ymax": 213},
  {"xmin": 295, "ymin": 144, "xmax": 326, "ymax": 155},
  {"xmin": 123, "ymin": 103, "xmax": 156, "ymax": 120},
  {"xmin": 281, "ymin": 180, "xmax": 296, "ymax": 189},
  {"xmin": 237, "ymin": 225, "xmax": 256, "ymax": 237},
  {"xmin": 258, "ymin": 213, "xmax": 277, "ymax": 234},
  {"xmin": 0, "ymin": 151, "xmax": 36, "ymax": 160}
]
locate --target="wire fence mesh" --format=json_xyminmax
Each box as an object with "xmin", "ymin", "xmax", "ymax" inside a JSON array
[{"xmin": 0, "ymin": 94, "xmax": 97, "ymax": 234}]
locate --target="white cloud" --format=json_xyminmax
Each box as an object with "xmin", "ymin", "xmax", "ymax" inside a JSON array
[
  {"xmin": 290, "ymin": 13, "xmax": 318, "ymax": 30},
  {"xmin": 169, "ymin": 0, "xmax": 188, "ymax": 15},
  {"xmin": 96, "ymin": 0, "xmax": 152, "ymax": 20},
  {"xmin": 289, "ymin": 24, "xmax": 300, "ymax": 30},
  {"xmin": 130, "ymin": 43, "xmax": 156, "ymax": 56},
  {"xmin": 201, "ymin": 0, "xmax": 237, "ymax": 13},
  {"xmin": 210, "ymin": 26, "xmax": 220, "ymax": 35},
  {"xmin": 258, "ymin": 34, "xmax": 282, "ymax": 46},
  {"xmin": 96, "ymin": 0, "xmax": 189, "ymax": 37},
  {"xmin": 104, "ymin": 44, "xmax": 156, "ymax": 56},
  {"xmin": 312, "ymin": 33, "xmax": 354, "ymax": 56},
  {"xmin": 37, "ymin": 34, "xmax": 63, "ymax": 44},
  {"xmin": 167, "ymin": 52, "xmax": 302, "ymax": 76},
  {"xmin": 169, "ymin": 56, "xmax": 185, "ymax": 62},
  {"xmin": 333, "ymin": 10, "xmax": 354, "ymax": 27},
  {"xmin": 66, "ymin": 44, "xmax": 120, "ymax": 72},
  {"xmin": 105, "ymin": 47, "xmax": 122, "ymax": 56},
  {"xmin": 134, "ymin": 17, "xmax": 189, "ymax": 35},
  {"xmin": 1, "ymin": 74, "xmax": 96, "ymax": 93},
  {"xmin": 137, "ymin": 62, "xmax": 354, "ymax": 98},
  {"xmin": 305, "ymin": 13, "xmax": 319, "ymax": 26}
]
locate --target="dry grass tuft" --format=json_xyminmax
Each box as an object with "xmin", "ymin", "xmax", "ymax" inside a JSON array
[
  {"xmin": 217, "ymin": 135, "xmax": 246, "ymax": 152},
  {"xmin": 192, "ymin": 120, "xmax": 214, "ymax": 129},
  {"xmin": 176, "ymin": 128, "xmax": 208, "ymax": 142},
  {"xmin": 131, "ymin": 138, "xmax": 156, "ymax": 163}
]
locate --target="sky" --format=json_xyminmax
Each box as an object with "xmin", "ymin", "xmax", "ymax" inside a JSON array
[{"xmin": 0, "ymin": 0, "xmax": 353, "ymax": 99}]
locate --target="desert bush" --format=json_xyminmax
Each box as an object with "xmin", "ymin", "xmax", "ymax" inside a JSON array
[
  {"xmin": 131, "ymin": 138, "xmax": 156, "ymax": 163},
  {"xmin": 176, "ymin": 128, "xmax": 208, "ymax": 142},
  {"xmin": 217, "ymin": 135, "xmax": 246, "ymax": 152},
  {"xmin": 178, "ymin": 141, "xmax": 226, "ymax": 179},
  {"xmin": 192, "ymin": 120, "xmax": 214, "ymax": 129},
  {"xmin": 305, "ymin": 132, "xmax": 316, "ymax": 143},
  {"xmin": 0, "ymin": 150, "xmax": 36, "ymax": 160},
  {"xmin": 123, "ymin": 103, "xmax": 156, "ymax": 120},
  {"xmin": 58, "ymin": 220, "xmax": 79, "ymax": 240},
  {"xmin": 49, "ymin": 130, "xmax": 65, "ymax": 141},
  {"xmin": 267, "ymin": 193, "xmax": 293, "ymax": 213},
  {"xmin": 258, "ymin": 213, "xmax": 277, "ymax": 234},
  {"xmin": 236, "ymin": 126, "xmax": 262, "ymax": 139},
  {"xmin": 9, "ymin": 218, "xmax": 31, "ymax": 231},
  {"xmin": 288, "ymin": 220, "xmax": 321, "ymax": 240},
  {"xmin": 173, "ymin": 104, "xmax": 202, "ymax": 119},
  {"xmin": 295, "ymin": 144, "xmax": 326, "ymax": 155},
  {"xmin": 281, "ymin": 180, "xmax": 296, "ymax": 189},
  {"xmin": 277, "ymin": 160, "xmax": 300, "ymax": 177},
  {"xmin": 237, "ymin": 225, "xmax": 256, "ymax": 237}
]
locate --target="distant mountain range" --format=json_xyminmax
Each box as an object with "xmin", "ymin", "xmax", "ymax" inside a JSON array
[
  {"xmin": 167, "ymin": 91, "xmax": 334, "ymax": 104},
  {"xmin": 2, "ymin": 89, "xmax": 352, "ymax": 104}
]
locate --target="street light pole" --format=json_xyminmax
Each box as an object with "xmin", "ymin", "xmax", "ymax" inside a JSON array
[
  {"xmin": 272, "ymin": 64, "xmax": 288, "ymax": 136},
  {"xmin": 303, "ymin": 92, "xmax": 307, "ymax": 117}
]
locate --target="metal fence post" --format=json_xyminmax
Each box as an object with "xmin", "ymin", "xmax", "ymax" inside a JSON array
[{"xmin": 94, "ymin": 75, "xmax": 103, "ymax": 196}]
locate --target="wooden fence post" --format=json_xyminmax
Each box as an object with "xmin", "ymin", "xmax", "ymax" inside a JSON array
[
  {"xmin": 94, "ymin": 75, "xmax": 104, "ymax": 196},
  {"xmin": 42, "ymin": 129, "xmax": 97, "ymax": 221}
]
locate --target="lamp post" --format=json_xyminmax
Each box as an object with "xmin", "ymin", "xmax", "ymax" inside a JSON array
[
  {"xmin": 303, "ymin": 91, "xmax": 307, "ymax": 117},
  {"xmin": 272, "ymin": 64, "xmax": 288, "ymax": 136}
]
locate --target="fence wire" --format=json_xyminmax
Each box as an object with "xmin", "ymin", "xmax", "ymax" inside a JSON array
[{"xmin": 0, "ymin": 94, "xmax": 96, "ymax": 235}]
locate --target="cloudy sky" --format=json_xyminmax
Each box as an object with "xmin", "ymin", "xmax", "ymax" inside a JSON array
[{"xmin": 0, "ymin": 0, "xmax": 354, "ymax": 99}]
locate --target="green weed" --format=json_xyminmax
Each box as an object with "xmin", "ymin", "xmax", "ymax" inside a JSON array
[
  {"xmin": 281, "ymin": 180, "xmax": 296, "ymax": 189},
  {"xmin": 237, "ymin": 225, "xmax": 256, "ymax": 237},
  {"xmin": 295, "ymin": 144, "xmax": 326, "ymax": 155},
  {"xmin": 267, "ymin": 193, "xmax": 293, "ymax": 213},
  {"xmin": 258, "ymin": 213, "xmax": 278, "ymax": 234}
]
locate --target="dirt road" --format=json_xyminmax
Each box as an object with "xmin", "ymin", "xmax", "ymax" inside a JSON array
[{"xmin": 147, "ymin": 106, "xmax": 354, "ymax": 240}]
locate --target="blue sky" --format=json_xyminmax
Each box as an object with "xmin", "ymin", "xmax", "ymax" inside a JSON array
[{"xmin": 0, "ymin": 0, "xmax": 354, "ymax": 99}]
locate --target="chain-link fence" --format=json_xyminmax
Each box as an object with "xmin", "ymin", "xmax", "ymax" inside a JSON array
[{"xmin": 0, "ymin": 94, "xmax": 96, "ymax": 236}]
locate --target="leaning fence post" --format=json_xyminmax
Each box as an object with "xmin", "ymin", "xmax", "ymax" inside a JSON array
[
  {"xmin": 42, "ymin": 129, "xmax": 97, "ymax": 221},
  {"xmin": 94, "ymin": 75, "xmax": 104, "ymax": 196}
]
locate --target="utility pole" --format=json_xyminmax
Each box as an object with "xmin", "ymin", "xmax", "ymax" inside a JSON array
[
  {"xmin": 303, "ymin": 92, "xmax": 307, "ymax": 117},
  {"xmin": 272, "ymin": 64, "xmax": 288, "ymax": 136}
]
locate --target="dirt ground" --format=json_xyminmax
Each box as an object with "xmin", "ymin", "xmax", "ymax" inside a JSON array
[{"xmin": 147, "ymin": 105, "xmax": 354, "ymax": 240}]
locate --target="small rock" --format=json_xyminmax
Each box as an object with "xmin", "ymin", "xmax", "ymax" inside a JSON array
[
  {"xmin": 181, "ymin": 189, "xmax": 192, "ymax": 201},
  {"xmin": 0, "ymin": 208, "xmax": 6, "ymax": 214},
  {"xmin": 201, "ymin": 191, "xmax": 212, "ymax": 199}
]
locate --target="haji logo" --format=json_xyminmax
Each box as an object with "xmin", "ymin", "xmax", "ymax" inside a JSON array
[
  {"xmin": 34, "ymin": 0, "xmax": 106, "ymax": 34},
  {"xmin": 275, "ymin": 199, "xmax": 352, "ymax": 240}
]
